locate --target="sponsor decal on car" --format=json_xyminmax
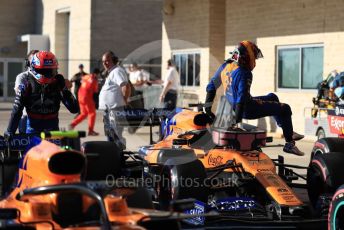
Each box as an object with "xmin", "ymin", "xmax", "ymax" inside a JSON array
[
  {"xmin": 248, "ymin": 159, "xmax": 270, "ymax": 165},
  {"xmin": 241, "ymin": 152, "xmax": 260, "ymax": 158},
  {"xmin": 257, "ymin": 168, "xmax": 270, "ymax": 172},
  {"xmin": 266, "ymin": 175, "xmax": 281, "ymax": 187},
  {"xmin": 208, "ymin": 154, "xmax": 223, "ymax": 167},
  {"xmin": 328, "ymin": 115, "xmax": 344, "ymax": 134},
  {"xmin": 335, "ymin": 106, "xmax": 344, "ymax": 116},
  {"xmin": 111, "ymin": 109, "xmax": 149, "ymax": 118},
  {"xmin": 277, "ymin": 188, "xmax": 289, "ymax": 193},
  {"xmin": 183, "ymin": 200, "xmax": 205, "ymax": 226},
  {"xmin": 213, "ymin": 197, "xmax": 256, "ymax": 211},
  {"xmin": 0, "ymin": 135, "xmax": 61, "ymax": 151}
]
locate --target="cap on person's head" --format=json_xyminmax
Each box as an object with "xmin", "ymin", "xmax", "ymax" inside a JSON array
[{"xmin": 79, "ymin": 64, "xmax": 84, "ymax": 68}]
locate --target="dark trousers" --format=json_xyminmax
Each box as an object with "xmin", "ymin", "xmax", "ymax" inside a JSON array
[
  {"xmin": 26, "ymin": 117, "xmax": 59, "ymax": 134},
  {"xmin": 18, "ymin": 115, "xmax": 27, "ymax": 134},
  {"xmin": 103, "ymin": 108, "xmax": 126, "ymax": 150},
  {"xmin": 243, "ymin": 93, "xmax": 293, "ymax": 142},
  {"xmin": 163, "ymin": 90, "xmax": 177, "ymax": 110}
]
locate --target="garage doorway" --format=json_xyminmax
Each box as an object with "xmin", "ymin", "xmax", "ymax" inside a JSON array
[{"xmin": 0, "ymin": 58, "xmax": 25, "ymax": 101}]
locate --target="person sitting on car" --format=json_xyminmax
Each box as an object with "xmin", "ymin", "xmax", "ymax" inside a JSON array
[{"xmin": 205, "ymin": 40, "xmax": 305, "ymax": 156}]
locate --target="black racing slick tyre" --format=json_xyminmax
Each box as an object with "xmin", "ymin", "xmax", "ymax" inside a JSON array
[
  {"xmin": 158, "ymin": 159, "xmax": 208, "ymax": 210},
  {"xmin": 328, "ymin": 185, "xmax": 344, "ymax": 230},
  {"xmin": 126, "ymin": 187, "xmax": 154, "ymax": 209},
  {"xmin": 311, "ymin": 138, "xmax": 344, "ymax": 158},
  {"xmin": 307, "ymin": 152, "xmax": 344, "ymax": 211},
  {"xmin": 81, "ymin": 141, "xmax": 122, "ymax": 181}
]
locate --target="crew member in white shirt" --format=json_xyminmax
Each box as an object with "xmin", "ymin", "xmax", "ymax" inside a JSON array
[
  {"xmin": 129, "ymin": 63, "xmax": 146, "ymax": 91},
  {"xmin": 98, "ymin": 51, "xmax": 131, "ymax": 150},
  {"xmin": 159, "ymin": 59, "xmax": 180, "ymax": 110}
]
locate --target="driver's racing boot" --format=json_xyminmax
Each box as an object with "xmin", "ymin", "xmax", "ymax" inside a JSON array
[
  {"xmin": 292, "ymin": 132, "xmax": 304, "ymax": 141},
  {"xmin": 283, "ymin": 141, "xmax": 305, "ymax": 156}
]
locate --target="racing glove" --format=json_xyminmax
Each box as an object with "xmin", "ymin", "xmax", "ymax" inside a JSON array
[
  {"xmin": 57, "ymin": 74, "xmax": 79, "ymax": 114},
  {"xmin": 55, "ymin": 74, "xmax": 67, "ymax": 90},
  {"xmin": 204, "ymin": 90, "xmax": 216, "ymax": 121},
  {"xmin": 61, "ymin": 89, "xmax": 79, "ymax": 114}
]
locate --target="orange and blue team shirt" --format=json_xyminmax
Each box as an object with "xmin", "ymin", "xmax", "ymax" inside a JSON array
[
  {"xmin": 78, "ymin": 73, "xmax": 98, "ymax": 104},
  {"xmin": 207, "ymin": 62, "xmax": 238, "ymax": 94},
  {"xmin": 206, "ymin": 61, "xmax": 252, "ymax": 107},
  {"xmin": 229, "ymin": 67, "xmax": 252, "ymax": 107}
]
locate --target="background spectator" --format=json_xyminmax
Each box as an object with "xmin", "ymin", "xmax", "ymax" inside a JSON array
[
  {"xmin": 69, "ymin": 68, "xmax": 100, "ymax": 136},
  {"xmin": 129, "ymin": 63, "xmax": 146, "ymax": 90},
  {"xmin": 159, "ymin": 59, "xmax": 180, "ymax": 110},
  {"xmin": 71, "ymin": 64, "xmax": 87, "ymax": 102},
  {"xmin": 14, "ymin": 49, "xmax": 39, "ymax": 133},
  {"xmin": 128, "ymin": 63, "xmax": 146, "ymax": 108}
]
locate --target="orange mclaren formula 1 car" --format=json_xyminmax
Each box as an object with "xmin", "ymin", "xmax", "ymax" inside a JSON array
[
  {"xmin": 0, "ymin": 131, "xmax": 209, "ymax": 230},
  {"xmin": 98, "ymin": 104, "xmax": 341, "ymax": 229}
]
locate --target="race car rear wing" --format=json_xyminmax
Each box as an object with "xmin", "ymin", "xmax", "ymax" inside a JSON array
[
  {"xmin": 108, "ymin": 108, "xmax": 175, "ymax": 126},
  {"xmin": 106, "ymin": 108, "xmax": 176, "ymax": 144}
]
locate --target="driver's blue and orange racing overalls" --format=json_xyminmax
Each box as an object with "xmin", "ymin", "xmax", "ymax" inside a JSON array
[
  {"xmin": 6, "ymin": 75, "xmax": 79, "ymax": 134},
  {"xmin": 206, "ymin": 62, "xmax": 294, "ymax": 142}
]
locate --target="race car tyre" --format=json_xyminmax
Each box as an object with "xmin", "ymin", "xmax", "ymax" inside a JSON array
[
  {"xmin": 311, "ymin": 138, "xmax": 344, "ymax": 158},
  {"xmin": 158, "ymin": 159, "xmax": 208, "ymax": 210},
  {"xmin": 307, "ymin": 152, "xmax": 344, "ymax": 212},
  {"xmin": 328, "ymin": 185, "xmax": 344, "ymax": 230},
  {"xmin": 316, "ymin": 128, "xmax": 326, "ymax": 140},
  {"xmin": 126, "ymin": 187, "xmax": 154, "ymax": 209},
  {"xmin": 82, "ymin": 141, "xmax": 122, "ymax": 181}
]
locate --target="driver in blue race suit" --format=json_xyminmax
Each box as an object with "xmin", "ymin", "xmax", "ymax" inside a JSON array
[
  {"xmin": 5, "ymin": 51, "xmax": 79, "ymax": 137},
  {"xmin": 205, "ymin": 40, "xmax": 305, "ymax": 156}
]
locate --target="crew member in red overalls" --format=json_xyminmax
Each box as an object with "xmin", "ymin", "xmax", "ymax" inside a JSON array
[{"xmin": 70, "ymin": 68, "xmax": 99, "ymax": 136}]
